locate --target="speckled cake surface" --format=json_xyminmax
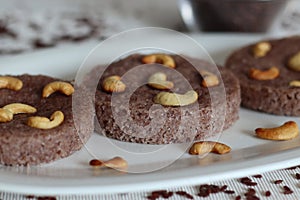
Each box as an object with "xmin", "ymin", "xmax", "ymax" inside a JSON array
[{"xmin": 89, "ymin": 54, "xmax": 241, "ymax": 144}]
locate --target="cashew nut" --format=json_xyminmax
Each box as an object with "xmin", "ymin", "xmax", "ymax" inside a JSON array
[
  {"xmin": 0, "ymin": 103, "xmax": 36, "ymax": 122},
  {"xmin": 104, "ymin": 156, "xmax": 128, "ymax": 169},
  {"xmin": 253, "ymin": 42, "xmax": 271, "ymax": 58},
  {"xmin": 27, "ymin": 111, "xmax": 64, "ymax": 129},
  {"xmin": 255, "ymin": 121, "xmax": 299, "ymax": 141},
  {"xmin": 199, "ymin": 70, "xmax": 219, "ymax": 87},
  {"xmin": 249, "ymin": 66, "xmax": 279, "ymax": 80},
  {"xmin": 89, "ymin": 157, "xmax": 128, "ymax": 170},
  {"xmin": 42, "ymin": 81, "xmax": 74, "ymax": 98},
  {"xmin": 154, "ymin": 90, "xmax": 198, "ymax": 106},
  {"xmin": 148, "ymin": 72, "xmax": 174, "ymax": 90},
  {"xmin": 289, "ymin": 80, "xmax": 300, "ymax": 87},
  {"xmin": 3, "ymin": 103, "xmax": 37, "ymax": 114},
  {"xmin": 142, "ymin": 54, "xmax": 176, "ymax": 69},
  {"xmin": 189, "ymin": 141, "xmax": 231, "ymax": 155},
  {"xmin": 102, "ymin": 75, "xmax": 126, "ymax": 93},
  {"xmin": 288, "ymin": 51, "xmax": 300, "ymax": 72},
  {"xmin": 0, "ymin": 76, "xmax": 23, "ymax": 91},
  {"xmin": 0, "ymin": 108, "xmax": 13, "ymax": 122}
]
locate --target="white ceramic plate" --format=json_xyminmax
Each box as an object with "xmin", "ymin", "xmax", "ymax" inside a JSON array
[{"xmin": 0, "ymin": 33, "xmax": 299, "ymax": 195}]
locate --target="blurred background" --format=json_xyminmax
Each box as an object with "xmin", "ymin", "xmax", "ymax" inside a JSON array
[{"xmin": 0, "ymin": 0, "xmax": 299, "ymax": 55}]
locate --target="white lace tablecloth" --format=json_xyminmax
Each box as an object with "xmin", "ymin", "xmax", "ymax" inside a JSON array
[{"xmin": 2, "ymin": 166, "xmax": 300, "ymax": 199}]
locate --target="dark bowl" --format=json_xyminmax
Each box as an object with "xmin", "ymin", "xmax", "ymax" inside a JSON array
[{"xmin": 178, "ymin": 0, "xmax": 289, "ymax": 32}]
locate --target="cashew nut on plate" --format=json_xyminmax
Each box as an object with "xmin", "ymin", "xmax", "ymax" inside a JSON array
[
  {"xmin": 255, "ymin": 121, "xmax": 299, "ymax": 141},
  {"xmin": 189, "ymin": 141, "xmax": 231, "ymax": 155},
  {"xmin": 89, "ymin": 156, "xmax": 128, "ymax": 170}
]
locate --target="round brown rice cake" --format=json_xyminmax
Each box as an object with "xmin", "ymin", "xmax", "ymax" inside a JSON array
[
  {"xmin": 226, "ymin": 36, "xmax": 300, "ymax": 116},
  {"xmin": 0, "ymin": 74, "xmax": 93, "ymax": 166},
  {"xmin": 91, "ymin": 54, "xmax": 241, "ymax": 144}
]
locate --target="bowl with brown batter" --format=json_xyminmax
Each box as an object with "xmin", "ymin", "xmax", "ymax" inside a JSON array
[{"xmin": 178, "ymin": 0, "xmax": 289, "ymax": 32}]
